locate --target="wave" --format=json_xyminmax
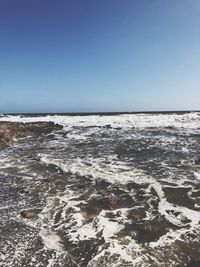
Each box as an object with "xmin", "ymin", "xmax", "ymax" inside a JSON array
[
  {"xmin": 39, "ymin": 154, "xmax": 200, "ymax": 237},
  {"xmin": 0, "ymin": 112, "xmax": 200, "ymax": 131},
  {"xmin": 39, "ymin": 153, "xmax": 147, "ymax": 184},
  {"xmin": 1, "ymin": 112, "xmax": 200, "ymax": 266}
]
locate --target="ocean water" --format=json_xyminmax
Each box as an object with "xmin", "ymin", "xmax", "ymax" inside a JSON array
[{"xmin": 0, "ymin": 112, "xmax": 200, "ymax": 267}]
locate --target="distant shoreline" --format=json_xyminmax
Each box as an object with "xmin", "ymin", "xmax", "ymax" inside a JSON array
[{"xmin": 1, "ymin": 110, "xmax": 200, "ymax": 117}]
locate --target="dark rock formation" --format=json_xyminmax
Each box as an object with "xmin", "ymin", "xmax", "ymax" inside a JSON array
[
  {"xmin": 163, "ymin": 186, "xmax": 194, "ymax": 209},
  {"xmin": 128, "ymin": 208, "xmax": 146, "ymax": 222},
  {"xmin": 20, "ymin": 188, "xmax": 34, "ymax": 194},
  {"xmin": 172, "ymin": 239, "xmax": 200, "ymax": 265},
  {"xmin": 194, "ymin": 158, "xmax": 200, "ymax": 165},
  {"xmin": 109, "ymin": 193, "xmax": 118, "ymax": 209},
  {"xmin": 0, "ymin": 121, "xmax": 62, "ymax": 146},
  {"xmin": 20, "ymin": 208, "xmax": 42, "ymax": 219}
]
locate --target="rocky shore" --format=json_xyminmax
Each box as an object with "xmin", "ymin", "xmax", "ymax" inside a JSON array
[
  {"xmin": 0, "ymin": 121, "xmax": 63, "ymax": 146},
  {"xmin": 0, "ymin": 113, "xmax": 200, "ymax": 266}
]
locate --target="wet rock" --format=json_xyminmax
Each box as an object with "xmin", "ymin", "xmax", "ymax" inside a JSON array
[
  {"xmin": 81, "ymin": 207, "xmax": 100, "ymax": 219},
  {"xmin": 0, "ymin": 121, "xmax": 62, "ymax": 146},
  {"xmin": 126, "ymin": 182, "xmax": 149, "ymax": 191},
  {"xmin": 114, "ymin": 144, "xmax": 128, "ymax": 157},
  {"xmin": 46, "ymin": 163, "xmax": 64, "ymax": 174},
  {"xmin": 41, "ymin": 178, "xmax": 51, "ymax": 183},
  {"xmin": 54, "ymin": 210, "xmax": 62, "ymax": 224},
  {"xmin": 163, "ymin": 186, "xmax": 194, "ymax": 209},
  {"xmin": 128, "ymin": 208, "xmax": 146, "ymax": 222},
  {"xmin": 172, "ymin": 239, "xmax": 200, "ymax": 264},
  {"xmin": 20, "ymin": 188, "xmax": 34, "ymax": 194},
  {"xmin": 172, "ymin": 239, "xmax": 188, "ymax": 253},
  {"xmin": 86, "ymin": 197, "xmax": 110, "ymax": 211},
  {"xmin": 109, "ymin": 193, "xmax": 118, "ymax": 209},
  {"xmin": 95, "ymin": 179, "xmax": 111, "ymax": 191},
  {"xmin": 80, "ymin": 188, "xmax": 135, "ymax": 218},
  {"xmin": 194, "ymin": 158, "xmax": 200, "ymax": 165},
  {"xmin": 20, "ymin": 208, "xmax": 42, "ymax": 219},
  {"xmin": 137, "ymin": 219, "xmax": 169, "ymax": 243},
  {"xmin": 187, "ymin": 260, "xmax": 200, "ymax": 267},
  {"xmin": 120, "ymin": 217, "xmax": 172, "ymax": 243},
  {"xmin": 104, "ymin": 124, "xmax": 112, "ymax": 129}
]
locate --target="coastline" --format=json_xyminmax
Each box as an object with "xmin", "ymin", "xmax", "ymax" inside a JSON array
[{"xmin": 0, "ymin": 113, "xmax": 200, "ymax": 266}]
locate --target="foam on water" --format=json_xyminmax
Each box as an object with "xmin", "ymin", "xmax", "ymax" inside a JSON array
[
  {"xmin": 39, "ymin": 153, "xmax": 147, "ymax": 184},
  {"xmin": 39, "ymin": 229, "xmax": 64, "ymax": 251},
  {"xmin": 36, "ymin": 153, "xmax": 200, "ymax": 266},
  {"xmin": 194, "ymin": 172, "xmax": 200, "ymax": 180},
  {"xmin": 1, "ymin": 112, "xmax": 200, "ymax": 131},
  {"xmin": 38, "ymin": 151, "xmax": 200, "ymax": 225},
  {"xmin": 1, "ymin": 112, "xmax": 200, "ymax": 266}
]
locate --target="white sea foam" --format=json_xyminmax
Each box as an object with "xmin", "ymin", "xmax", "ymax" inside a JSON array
[
  {"xmin": 1, "ymin": 112, "xmax": 200, "ymax": 266},
  {"xmin": 39, "ymin": 153, "xmax": 147, "ymax": 184},
  {"xmin": 194, "ymin": 172, "xmax": 200, "ymax": 180},
  {"xmin": 39, "ymin": 229, "xmax": 64, "ymax": 251},
  {"xmin": 1, "ymin": 112, "xmax": 200, "ymax": 131},
  {"xmin": 38, "ymin": 151, "xmax": 200, "ymax": 253}
]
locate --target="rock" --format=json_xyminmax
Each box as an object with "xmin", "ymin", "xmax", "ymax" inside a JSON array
[
  {"xmin": 41, "ymin": 178, "xmax": 51, "ymax": 183},
  {"xmin": 20, "ymin": 208, "xmax": 42, "ymax": 219},
  {"xmin": 163, "ymin": 186, "xmax": 194, "ymax": 209},
  {"xmin": 81, "ymin": 207, "xmax": 100, "ymax": 219},
  {"xmin": 0, "ymin": 121, "xmax": 63, "ymax": 146},
  {"xmin": 109, "ymin": 193, "xmax": 118, "ymax": 209},
  {"xmin": 128, "ymin": 208, "xmax": 146, "ymax": 222},
  {"xmin": 194, "ymin": 158, "xmax": 200, "ymax": 165},
  {"xmin": 137, "ymin": 219, "xmax": 168, "ymax": 243},
  {"xmin": 187, "ymin": 260, "xmax": 200, "ymax": 267},
  {"xmin": 20, "ymin": 188, "xmax": 34, "ymax": 194},
  {"xmin": 172, "ymin": 239, "xmax": 200, "ymax": 263},
  {"xmin": 172, "ymin": 239, "xmax": 188, "ymax": 253}
]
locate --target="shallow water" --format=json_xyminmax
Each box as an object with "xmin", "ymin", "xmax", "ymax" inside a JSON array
[{"xmin": 0, "ymin": 112, "xmax": 200, "ymax": 266}]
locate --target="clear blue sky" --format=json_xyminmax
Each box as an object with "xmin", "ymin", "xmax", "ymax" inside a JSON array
[{"xmin": 0, "ymin": 0, "xmax": 199, "ymax": 113}]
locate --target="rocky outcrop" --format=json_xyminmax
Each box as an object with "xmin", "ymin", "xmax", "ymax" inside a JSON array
[
  {"xmin": 0, "ymin": 121, "xmax": 62, "ymax": 146},
  {"xmin": 20, "ymin": 208, "xmax": 42, "ymax": 219}
]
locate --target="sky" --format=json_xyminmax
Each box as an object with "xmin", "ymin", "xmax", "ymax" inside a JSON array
[{"xmin": 0, "ymin": 0, "xmax": 200, "ymax": 113}]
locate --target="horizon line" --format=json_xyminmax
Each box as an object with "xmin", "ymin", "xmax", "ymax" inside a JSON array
[{"xmin": 1, "ymin": 109, "xmax": 200, "ymax": 116}]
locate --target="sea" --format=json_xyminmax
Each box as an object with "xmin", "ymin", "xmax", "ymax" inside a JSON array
[{"xmin": 0, "ymin": 111, "xmax": 200, "ymax": 267}]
